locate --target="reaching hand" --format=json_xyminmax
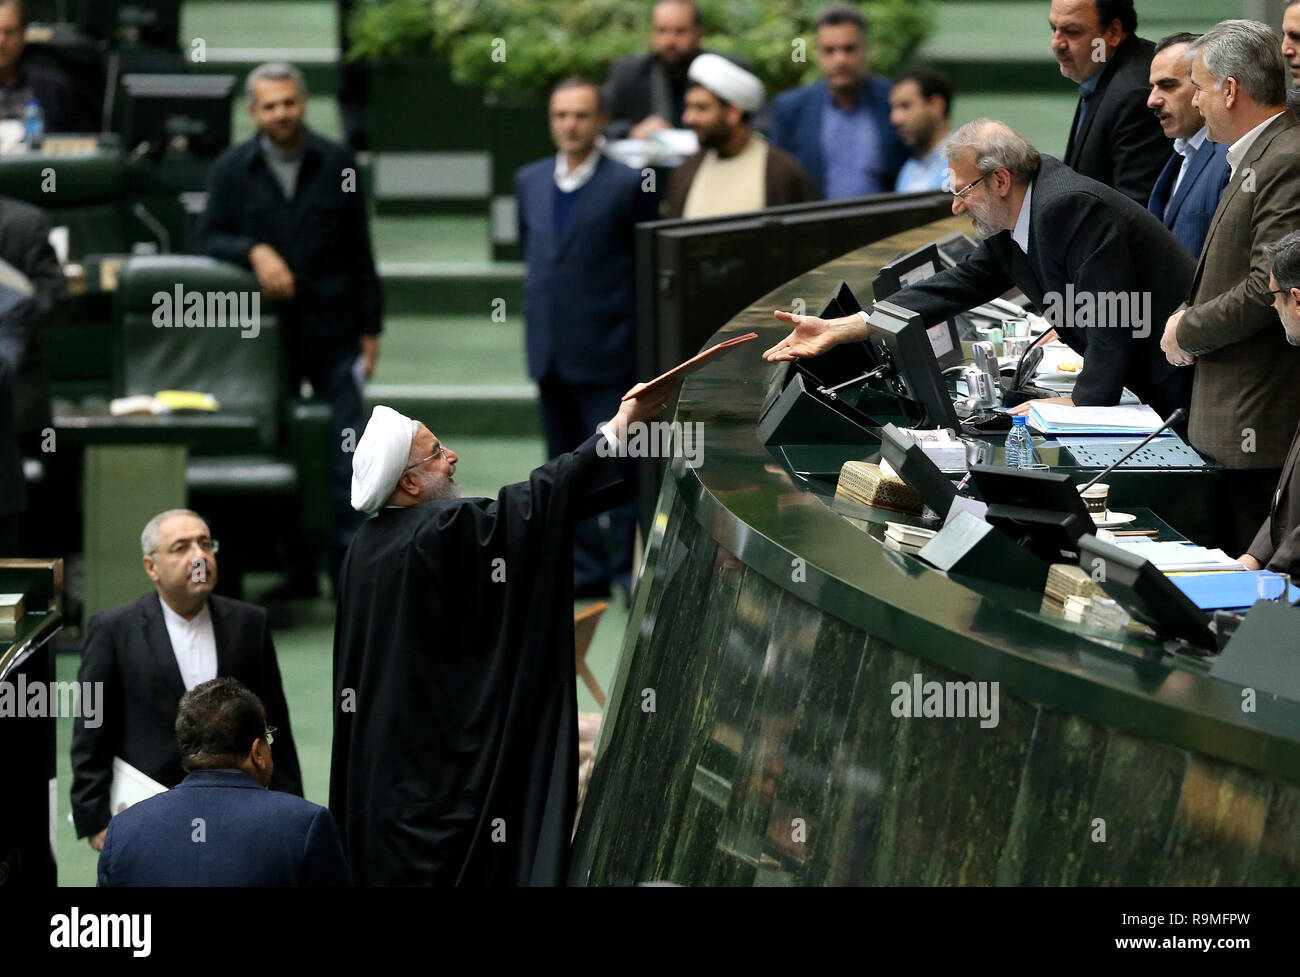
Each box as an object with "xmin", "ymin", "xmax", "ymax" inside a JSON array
[
  {"xmin": 249, "ymin": 244, "xmax": 296, "ymax": 301},
  {"xmin": 763, "ymin": 309, "xmax": 862, "ymax": 361},
  {"xmin": 608, "ymin": 377, "xmax": 683, "ymax": 438}
]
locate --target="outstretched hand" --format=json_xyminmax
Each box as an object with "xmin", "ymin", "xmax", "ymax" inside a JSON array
[
  {"xmin": 763, "ymin": 308, "xmax": 860, "ymax": 361},
  {"xmin": 608, "ymin": 377, "xmax": 683, "ymax": 437}
]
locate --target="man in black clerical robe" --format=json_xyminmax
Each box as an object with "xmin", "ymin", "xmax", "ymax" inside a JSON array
[{"xmin": 329, "ymin": 382, "xmax": 675, "ymax": 885}]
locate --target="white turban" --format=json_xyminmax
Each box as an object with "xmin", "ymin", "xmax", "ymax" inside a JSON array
[
  {"xmin": 351, "ymin": 405, "xmax": 418, "ymax": 514},
  {"xmin": 687, "ymin": 53, "xmax": 765, "ymax": 114}
]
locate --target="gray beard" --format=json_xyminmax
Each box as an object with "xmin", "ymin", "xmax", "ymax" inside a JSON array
[{"xmin": 425, "ymin": 473, "xmax": 464, "ymax": 501}]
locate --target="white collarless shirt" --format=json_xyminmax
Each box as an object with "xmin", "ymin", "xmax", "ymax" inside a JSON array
[
  {"xmin": 1226, "ymin": 112, "xmax": 1284, "ymax": 179},
  {"xmin": 158, "ymin": 596, "xmax": 218, "ymax": 691}
]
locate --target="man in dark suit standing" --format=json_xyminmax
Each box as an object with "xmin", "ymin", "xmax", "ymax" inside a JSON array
[
  {"xmin": 763, "ymin": 119, "xmax": 1194, "ymax": 422},
  {"xmin": 1145, "ymin": 33, "xmax": 1230, "ymax": 258},
  {"xmin": 603, "ymin": 0, "xmax": 705, "ymax": 141},
  {"xmin": 194, "ymin": 62, "xmax": 382, "ymax": 594},
  {"xmin": 71, "ymin": 509, "xmax": 303, "ymax": 853},
  {"xmin": 0, "ymin": 1, "xmax": 79, "ymax": 134},
  {"xmin": 0, "ymin": 295, "xmax": 30, "ymax": 553},
  {"xmin": 1160, "ymin": 20, "xmax": 1300, "ymax": 555},
  {"xmin": 1241, "ymin": 231, "xmax": 1300, "ymax": 577},
  {"xmin": 1053, "ymin": 0, "xmax": 1169, "ymax": 205},
  {"xmin": 99, "ymin": 677, "xmax": 347, "ymax": 886},
  {"xmin": 516, "ymin": 78, "xmax": 659, "ymax": 598},
  {"xmin": 769, "ymin": 3, "xmax": 907, "ymax": 199}
]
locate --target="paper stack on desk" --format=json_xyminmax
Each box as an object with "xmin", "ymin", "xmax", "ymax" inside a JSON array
[
  {"xmin": 1114, "ymin": 540, "xmax": 1245, "ymax": 572},
  {"xmin": 1025, "ymin": 403, "xmax": 1164, "ymax": 435}
]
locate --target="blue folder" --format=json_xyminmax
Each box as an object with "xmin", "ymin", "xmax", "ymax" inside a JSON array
[{"xmin": 1169, "ymin": 571, "xmax": 1300, "ymax": 611}]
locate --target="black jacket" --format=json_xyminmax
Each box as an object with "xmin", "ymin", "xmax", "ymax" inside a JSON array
[
  {"xmin": 883, "ymin": 156, "xmax": 1194, "ymax": 416},
  {"xmin": 0, "ymin": 194, "xmax": 68, "ymax": 435},
  {"xmin": 192, "ymin": 129, "xmax": 382, "ymax": 369},
  {"xmin": 70, "ymin": 592, "xmax": 304, "ymax": 838},
  {"xmin": 1064, "ymin": 34, "xmax": 1171, "ymax": 206},
  {"xmin": 0, "ymin": 296, "xmax": 33, "ymax": 517}
]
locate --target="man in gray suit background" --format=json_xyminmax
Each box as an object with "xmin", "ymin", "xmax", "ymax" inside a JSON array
[{"xmin": 1160, "ymin": 20, "xmax": 1300, "ymax": 555}]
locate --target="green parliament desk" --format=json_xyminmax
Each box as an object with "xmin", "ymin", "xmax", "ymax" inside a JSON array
[{"xmin": 571, "ymin": 217, "xmax": 1300, "ymax": 886}]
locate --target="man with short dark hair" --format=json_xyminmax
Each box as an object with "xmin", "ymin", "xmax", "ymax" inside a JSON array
[
  {"xmin": 770, "ymin": 3, "xmax": 908, "ymax": 199},
  {"xmin": 1160, "ymin": 19, "xmax": 1300, "ymax": 555},
  {"xmin": 603, "ymin": 0, "xmax": 706, "ymax": 140},
  {"xmin": 668, "ymin": 54, "xmax": 816, "ymax": 218},
  {"xmin": 516, "ymin": 77, "xmax": 659, "ymax": 598},
  {"xmin": 71, "ymin": 509, "xmax": 303, "ymax": 853},
  {"xmin": 1052, "ymin": 0, "xmax": 1170, "ymax": 204},
  {"xmin": 890, "ymin": 66, "xmax": 953, "ymax": 193},
  {"xmin": 194, "ymin": 62, "xmax": 383, "ymax": 595},
  {"xmin": 1145, "ymin": 32, "xmax": 1230, "ymax": 258},
  {"xmin": 98, "ymin": 677, "xmax": 348, "ymax": 886}
]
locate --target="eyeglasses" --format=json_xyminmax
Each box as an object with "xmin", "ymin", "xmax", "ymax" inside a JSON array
[
  {"xmin": 264, "ymin": 725, "xmax": 276, "ymax": 746},
  {"xmin": 404, "ymin": 441, "xmax": 449, "ymax": 471},
  {"xmin": 951, "ymin": 175, "xmax": 985, "ymax": 201},
  {"xmin": 1266, "ymin": 287, "xmax": 1292, "ymax": 301},
  {"xmin": 149, "ymin": 537, "xmax": 220, "ymax": 556}
]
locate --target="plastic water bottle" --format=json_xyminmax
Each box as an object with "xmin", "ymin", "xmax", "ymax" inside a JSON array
[
  {"xmin": 23, "ymin": 98, "xmax": 44, "ymax": 148},
  {"xmin": 1004, "ymin": 414, "xmax": 1033, "ymax": 468}
]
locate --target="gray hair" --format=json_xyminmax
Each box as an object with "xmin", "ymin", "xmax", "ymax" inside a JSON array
[
  {"xmin": 141, "ymin": 509, "xmax": 207, "ymax": 556},
  {"xmin": 1266, "ymin": 230, "xmax": 1300, "ymax": 291},
  {"xmin": 1187, "ymin": 20, "xmax": 1287, "ymax": 108},
  {"xmin": 943, "ymin": 118, "xmax": 1041, "ymax": 185},
  {"xmin": 245, "ymin": 62, "xmax": 307, "ymax": 103}
]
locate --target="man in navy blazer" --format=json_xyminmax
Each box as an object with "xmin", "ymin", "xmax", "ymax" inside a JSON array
[
  {"xmin": 98, "ymin": 678, "xmax": 349, "ymax": 886},
  {"xmin": 1145, "ymin": 33, "xmax": 1230, "ymax": 258},
  {"xmin": 515, "ymin": 77, "xmax": 660, "ymax": 598},
  {"xmin": 769, "ymin": 4, "xmax": 907, "ymax": 199}
]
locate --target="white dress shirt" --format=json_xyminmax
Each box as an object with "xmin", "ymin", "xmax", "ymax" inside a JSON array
[
  {"xmin": 158, "ymin": 596, "xmax": 218, "ymax": 692},
  {"xmin": 1011, "ymin": 180, "xmax": 1034, "ymax": 254},
  {"xmin": 554, "ymin": 148, "xmax": 602, "ymax": 192},
  {"xmin": 1226, "ymin": 112, "xmax": 1284, "ymax": 179},
  {"xmin": 1169, "ymin": 126, "xmax": 1209, "ymax": 200}
]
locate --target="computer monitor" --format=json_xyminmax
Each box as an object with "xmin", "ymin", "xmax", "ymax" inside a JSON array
[
  {"xmin": 82, "ymin": 1, "xmax": 181, "ymax": 51},
  {"xmin": 879, "ymin": 424, "xmax": 958, "ymax": 516},
  {"xmin": 873, "ymin": 241, "xmax": 964, "ymax": 370},
  {"xmin": 121, "ymin": 73, "xmax": 234, "ymax": 158},
  {"xmin": 970, "ymin": 464, "xmax": 1094, "ymax": 565},
  {"xmin": 1076, "ymin": 534, "xmax": 1217, "ymax": 650},
  {"xmin": 860, "ymin": 300, "xmax": 960, "ymax": 430}
]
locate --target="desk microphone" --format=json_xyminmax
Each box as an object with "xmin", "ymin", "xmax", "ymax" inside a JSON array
[{"xmin": 1077, "ymin": 408, "xmax": 1187, "ymax": 492}]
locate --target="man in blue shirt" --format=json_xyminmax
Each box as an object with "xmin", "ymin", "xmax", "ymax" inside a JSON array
[
  {"xmin": 890, "ymin": 66, "xmax": 954, "ymax": 193},
  {"xmin": 770, "ymin": 3, "xmax": 907, "ymax": 199}
]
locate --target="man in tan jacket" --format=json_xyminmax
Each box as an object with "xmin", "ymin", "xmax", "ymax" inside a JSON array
[{"xmin": 1160, "ymin": 20, "xmax": 1300, "ymax": 554}]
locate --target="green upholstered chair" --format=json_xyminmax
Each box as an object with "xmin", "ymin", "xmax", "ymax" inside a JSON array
[{"xmin": 112, "ymin": 255, "xmax": 332, "ymax": 587}]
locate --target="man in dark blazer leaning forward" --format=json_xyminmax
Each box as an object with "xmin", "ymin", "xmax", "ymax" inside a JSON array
[
  {"xmin": 71, "ymin": 508, "xmax": 302, "ymax": 852},
  {"xmin": 1053, "ymin": 0, "xmax": 1170, "ymax": 205},
  {"xmin": 515, "ymin": 77, "xmax": 660, "ymax": 598},
  {"xmin": 762, "ymin": 119, "xmax": 1194, "ymax": 424},
  {"xmin": 98, "ymin": 677, "xmax": 347, "ymax": 886},
  {"xmin": 1160, "ymin": 20, "xmax": 1300, "ymax": 555}
]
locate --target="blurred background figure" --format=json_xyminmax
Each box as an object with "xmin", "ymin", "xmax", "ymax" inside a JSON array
[{"xmin": 890, "ymin": 65, "xmax": 954, "ymax": 192}]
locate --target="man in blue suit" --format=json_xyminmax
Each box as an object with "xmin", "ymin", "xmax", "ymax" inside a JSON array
[
  {"xmin": 98, "ymin": 677, "xmax": 349, "ymax": 886},
  {"xmin": 515, "ymin": 77, "xmax": 660, "ymax": 598},
  {"xmin": 769, "ymin": 3, "xmax": 907, "ymax": 199},
  {"xmin": 1145, "ymin": 32, "xmax": 1230, "ymax": 257}
]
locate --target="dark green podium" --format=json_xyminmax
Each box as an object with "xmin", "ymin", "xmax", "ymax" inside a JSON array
[{"xmin": 570, "ymin": 218, "xmax": 1300, "ymax": 885}]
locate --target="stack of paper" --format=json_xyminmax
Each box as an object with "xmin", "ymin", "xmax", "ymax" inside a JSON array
[
  {"xmin": 1114, "ymin": 540, "xmax": 1245, "ymax": 572},
  {"xmin": 898, "ymin": 427, "xmax": 967, "ymax": 471},
  {"xmin": 883, "ymin": 522, "xmax": 937, "ymax": 555},
  {"xmin": 1025, "ymin": 403, "xmax": 1164, "ymax": 435}
]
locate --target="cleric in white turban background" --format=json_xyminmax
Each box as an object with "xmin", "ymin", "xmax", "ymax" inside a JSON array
[{"xmin": 686, "ymin": 52, "xmax": 765, "ymax": 114}]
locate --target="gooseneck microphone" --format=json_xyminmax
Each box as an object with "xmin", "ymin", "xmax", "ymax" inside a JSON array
[{"xmin": 1077, "ymin": 408, "xmax": 1187, "ymax": 492}]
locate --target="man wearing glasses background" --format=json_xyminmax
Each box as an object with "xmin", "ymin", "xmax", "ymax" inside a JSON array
[
  {"xmin": 764, "ymin": 118, "xmax": 1194, "ymax": 424},
  {"xmin": 97, "ymin": 677, "xmax": 347, "ymax": 886},
  {"xmin": 72, "ymin": 509, "xmax": 303, "ymax": 853}
]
